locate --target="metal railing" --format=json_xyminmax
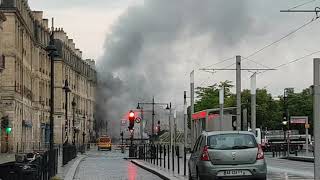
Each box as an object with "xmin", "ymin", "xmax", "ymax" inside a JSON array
[
  {"xmin": 135, "ymin": 144, "xmax": 188, "ymax": 176},
  {"xmin": 62, "ymin": 144, "xmax": 77, "ymax": 165},
  {"xmin": 0, "ymin": 148, "xmax": 58, "ymax": 180}
]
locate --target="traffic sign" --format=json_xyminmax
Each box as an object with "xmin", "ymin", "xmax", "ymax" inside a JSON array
[
  {"xmin": 290, "ymin": 116, "xmax": 308, "ymax": 124},
  {"xmin": 135, "ymin": 117, "xmax": 142, "ymax": 123},
  {"xmin": 305, "ymin": 123, "xmax": 310, "ymax": 129}
]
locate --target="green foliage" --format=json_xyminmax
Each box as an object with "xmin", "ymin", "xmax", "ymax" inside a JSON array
[{"xmin": 193, "ymin": 81, "xmax": 313, "ymax": 133}]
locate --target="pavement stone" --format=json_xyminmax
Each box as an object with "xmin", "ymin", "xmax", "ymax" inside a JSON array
[{"xmin": 0, "ymin": 153, "xmax": 15, "ymax": 164}]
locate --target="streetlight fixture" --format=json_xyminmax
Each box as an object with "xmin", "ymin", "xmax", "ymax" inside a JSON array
[
  {"xmin": 71, "ymin": 98, "xmax": 76, "ymax": 145},
  {"xmin": 62, "ymin": 79, "xmax": 71, "ymax": 144},
  {"xmin": 137, "ymin": 98, "xmax": 170, "ymax": 138}
]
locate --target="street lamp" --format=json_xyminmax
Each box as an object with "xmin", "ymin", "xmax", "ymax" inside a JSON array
[
  {"xmin": 62, "ymin": 79, "xmax": 71, "ymax": 144},
  {"xmin": 71, "ymin": 98, "xmax": 76, "ymax": 145},
  {"xmin": 82, "ymin": 114, "xmax": 86, "ymax": 146},
  {"xmin": 137, "ymin": 97, "xmax": 170, "ymax": 138}
]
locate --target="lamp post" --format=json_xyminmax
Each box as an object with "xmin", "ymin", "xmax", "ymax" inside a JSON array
[
  {"xmin": 284, "ymin": 88, "xmax": 293, "ymax": 157},
  {"xmin": 137, "ymin": 98, "xmax": 170, "ymax": 141},
  {"xmin": 62, "ymin": 79, "xmax": 71, "ymax": 144},
  {"xmin": 282, "ymin": 120, "xmax": 288, "ymax": 156},
  {"xmin": 46, "ymin": 19, "xmax": 59, "ymax": 151},
  {"xmin": 82, "ymin": 114, "xmax": 86, "ymax": 145},
  {"xmin": 71, "ymin": 98, "xmax": 76, "ymax": 145}
]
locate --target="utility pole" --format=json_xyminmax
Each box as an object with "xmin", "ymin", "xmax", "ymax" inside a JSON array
[
  {"xmin": 140, "ymin": 107, "xmax": 144, "ymax": 140},
  {"xmin": 200, "ymin": 57, "xmax": 275, "ymax": 131},
  {"xmin": 190, "ymin": 71, "xmax": 195, "ymax": 146},
  {"xmin": 236, "ymin": 56, "xmax": 242, "ymax": 130},
  {"xmin": 168, "ymin": 103, "xmax": 172, "ymax": 148},
  {"xmin": 251, "ymin": 73, "xmax": 257, "ymax": 135},
  {"xmin": 173, "ymin": 109, "xmax": 177, "ymax": 148},
  {"xmin": 219, "ymin": 87, "xmax": 224, "ymax": 130},
  {"xmin": 313, "ymin": 58, "xmax": 320, "ymax": 180},
  {"xmin": 243, "ymin": 108, "xmax": 248, "ymax": 131},
  {"xmin": 152, "ymin": 97, "xmax": 155, "ymax": 137},
  {"xmin": 183, "ymin": 91, "xmax": 187, "ymax": 149}
]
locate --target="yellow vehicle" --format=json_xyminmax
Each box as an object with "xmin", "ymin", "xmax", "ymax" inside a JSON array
[{"xmin": 97, "ymin": 136, "xmax": 112, "ymax": 151}]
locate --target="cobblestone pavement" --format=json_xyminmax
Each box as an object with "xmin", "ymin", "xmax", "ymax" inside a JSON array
[{"xmin": 73, "ymin": 149, "xmax": 162, "ymax": 180}]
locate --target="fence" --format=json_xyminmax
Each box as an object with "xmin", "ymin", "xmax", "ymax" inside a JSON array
[
  {"xmin": 269, "ymin": 143, "xmax": 301, "ymax": 157},
  {"xmin": 0, "ymin": 148, "xmax": 58, "ymax": 180},
  {"xmin": 135, "ymin": 144, "xmax": 189, "ymax": 176}
]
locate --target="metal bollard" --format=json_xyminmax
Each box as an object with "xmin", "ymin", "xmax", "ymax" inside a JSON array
[
  {"xmin": 176, "ymin": 146, "xmax": 180, "ymax": 174},
  {"xmin": 160, "ymin": 145, "xmax": 162, "ymax": 167},
  {"xmin": 172, "ymin": 145, "xmax": 175, "ymax": 172},
  {"xmin": 168, "ymin": 145, "xmax": 170, "ymax": 170},
  {"xmin": 164, "ymin": 145, "xmax": 166, "ymax": 169},
  {"xmin": 156, "ymin": 144, "xmax": 159, "ymax": 166},
  {"xmin": 184, "ymin": 147, "xmax": 186, "ymax": 176}
]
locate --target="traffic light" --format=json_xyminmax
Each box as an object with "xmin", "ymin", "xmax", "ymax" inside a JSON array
[
  {"xmin": 128, "ymin": 110, "xmax": 135, "ymax": 130},
  {"xmin": 157, "ymin": 120, "xmax": 161, "ymax": 133},
  {"xmin": 1, "ymin": 116, "xmax": 11, "ymax": 134}
]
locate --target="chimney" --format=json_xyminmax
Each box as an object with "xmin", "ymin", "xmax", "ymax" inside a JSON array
[{"xmin": 32, "ymin": 11, "xmax": 43, "ymax": 22}]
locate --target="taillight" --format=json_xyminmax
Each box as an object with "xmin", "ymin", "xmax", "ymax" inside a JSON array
[
  {"xmin": 256, "ymin": 144, "xmax": 264, "ymax": 160},
  {"xmin": 201, "ymin": 146, "xmax": 210, "ymax": 161}
]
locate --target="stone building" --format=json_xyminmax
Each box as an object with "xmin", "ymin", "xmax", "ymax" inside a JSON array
[
  {"xmin": 0, "ymin": 0, "xmax": 96, "ymax": 152},
  {"xmin": 0, "ymin": 9, "xmax": 6, "ymax": 153},
  {"xmin": 0, "ymin": 0, "xmax": 52, "ymax": 152},
  {"xmin": 53, "ymin": 28, "xmax": 97, "ymax": 145}
]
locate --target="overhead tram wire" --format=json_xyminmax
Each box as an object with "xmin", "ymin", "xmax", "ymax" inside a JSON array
[
  {"xmin": 201, "ymin": 56, "xmax": 235, "ymax": 69},
  {"xmin": 243, "ymin": 12, "xmax": 320, "ymax": 61},
  {"xmin": 257, "ymin": 49, "xmax": 320, "ymax": 76},
  {"xmin": 200, "ymin": 17, "xmax": 317, "ymax": 75},
  {"xmin": 288, "ymin": 0, "xmax": 316, "ymax": 11}
]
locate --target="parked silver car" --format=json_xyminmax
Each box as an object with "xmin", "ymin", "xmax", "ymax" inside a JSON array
[{"xmin": 188, "ymin": 131, "xmax": 267, "ymax": 180}]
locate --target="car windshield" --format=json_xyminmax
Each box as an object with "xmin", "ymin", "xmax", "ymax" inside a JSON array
[
  {"xmin": 207, "ymin": 133, "xmax": 257, "ymax": 150},
  {"xmin": 100, "ymin": 138, "xmax": 111, "ymax": 143}
]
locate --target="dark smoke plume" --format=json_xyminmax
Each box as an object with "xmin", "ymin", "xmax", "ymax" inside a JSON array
[{"xmin": 96, "ymin": 0, "xmax": 261, "ymax": 137}]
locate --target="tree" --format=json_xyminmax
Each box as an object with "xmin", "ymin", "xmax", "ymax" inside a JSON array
[{"xmin": 195, "ymin": 81, "xmax": 234, "ymax": 112}]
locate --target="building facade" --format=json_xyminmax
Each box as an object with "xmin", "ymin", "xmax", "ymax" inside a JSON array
[
  {"xmin": 53, "ymin": 28, "xmax": 96, "ymax": 145},
  {"xmin": 0, "ymin": 9, "xmax": 6, "ymax": 153},
  {"xmin": 0, "ymin": 0, "xmax": 96, "ymax": 152}
]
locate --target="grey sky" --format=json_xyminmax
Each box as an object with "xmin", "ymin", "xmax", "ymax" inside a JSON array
[{"xmin": 29, "ymin": 0, "xmax": 320, "ymax": 137}]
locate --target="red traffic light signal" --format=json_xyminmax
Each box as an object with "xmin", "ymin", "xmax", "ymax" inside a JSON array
[
  {"xmin": 128, "ymin": 110, "xmax": 135, "ymax": 130},
  {"xmin": 129, "ymin": 111, "xmax": 135, "ymax": 120}
]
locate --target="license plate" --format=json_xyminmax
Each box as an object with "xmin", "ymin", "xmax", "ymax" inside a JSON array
[{"xmin": 217, "ymin": 170, "xmax": 252, "ymax": 177}]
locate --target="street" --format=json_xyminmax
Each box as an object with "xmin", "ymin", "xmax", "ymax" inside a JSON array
[
  {"xmin": 73, "ymin": 149, "xmax": 162, "ymax": 180},
  {"xmin": 72, "ymin": 148, "xmax": 313, "ymax": 180}
]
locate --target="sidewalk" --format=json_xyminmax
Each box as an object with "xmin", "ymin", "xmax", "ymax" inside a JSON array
[
  {"xmin": 266, "ymin": 157, "xmax": 314, "ymax": 178},
  {"xmin": 131, "ymin": 160, "xmax": 188, "ymax": 180},
  {"xmin": 0, "ymin": 153, "xmax": 15, "ymax": 164},
  {"xmin": 56, "ymin": 151, "xmax": 87, "ymax": 180}
]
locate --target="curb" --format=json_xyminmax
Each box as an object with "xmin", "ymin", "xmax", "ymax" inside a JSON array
[
  {"xmin": 64, "ymin": 155, "xmax": 86, "ymax": 180},
  {"xmin": 282, "ymin": 156, "xmax": 314, "ymax": 163},
  {"xmin": 131, "ymin": 160, "xmax": 170, "ymax": 180}
]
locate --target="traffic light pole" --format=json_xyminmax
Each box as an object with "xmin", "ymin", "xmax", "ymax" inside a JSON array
[{"xmin": 313, "ymin": 58, "xmax": 320, "ymax": 180}]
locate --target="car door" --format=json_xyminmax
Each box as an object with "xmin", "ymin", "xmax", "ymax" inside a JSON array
[{"xmin": 189, "ymin": 136, "xmax": 202, "ymax": 177}]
